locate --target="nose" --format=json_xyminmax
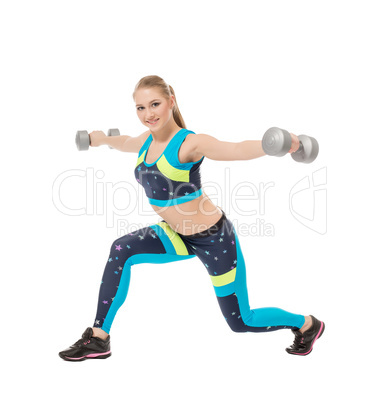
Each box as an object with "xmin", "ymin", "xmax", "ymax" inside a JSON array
[{"xmin": 146, "ymin": 111, "xmax": 155, "ymax": 120}]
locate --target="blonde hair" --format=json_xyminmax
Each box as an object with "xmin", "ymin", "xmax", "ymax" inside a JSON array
[{"xmin": 133, "ymin": 75, "xmax": 186, "ymax": 129}]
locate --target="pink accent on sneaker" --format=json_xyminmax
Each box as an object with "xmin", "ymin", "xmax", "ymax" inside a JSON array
[
  {"xmin": 294, "ymin": 321, "xmax": 324, "ymax": 355},
  {"xmin": 65, "ymin": 350, "xmax": 111, "ymax": 360},
  {"xmin": 86, "ymin": 351, "xmax": 110, "ymax": 358}
]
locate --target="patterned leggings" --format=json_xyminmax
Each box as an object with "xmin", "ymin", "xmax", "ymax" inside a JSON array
[{"xmin": 94, "ymin": 212, "xmax": 305, "ymax": 334}]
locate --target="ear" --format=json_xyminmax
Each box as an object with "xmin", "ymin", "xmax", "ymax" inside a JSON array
[{"xmin": 170, "ymin": 95, "xmax": 176, "ymax": 108}]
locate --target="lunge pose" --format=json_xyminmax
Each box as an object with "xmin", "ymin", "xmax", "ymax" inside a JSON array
[{"xmin": 59, "ymin": 76, "xmax": 324, "ymax": 361}]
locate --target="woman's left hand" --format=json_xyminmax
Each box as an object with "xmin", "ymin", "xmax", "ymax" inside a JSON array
[{"xmin": 288, "ymin": 133, "xmax": 300, "ymax": 153}]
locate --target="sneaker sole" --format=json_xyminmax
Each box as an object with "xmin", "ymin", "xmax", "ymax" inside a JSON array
[
  {"xmin": 59, "ymin": 350, "xmax": 112, "ymax": 362},
  {"xmin": 289, "ymin": 321, "xmax": 325, "ymax": 356}
]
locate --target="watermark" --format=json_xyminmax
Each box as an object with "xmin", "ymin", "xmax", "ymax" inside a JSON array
[
  {"xmin": 52, "ymin": 166, "xmax": 327, "ymax": 236},
  {"xmin": 114, "ymin": 217, "xmax": 275, "ymax": 238},
  {"xmin": 289, "ymin": 167, "xmax": 327, "ymax": 234}
]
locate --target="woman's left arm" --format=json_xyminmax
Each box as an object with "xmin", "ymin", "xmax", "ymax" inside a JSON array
[
  {"xmin": 191, "ymin": 134, "xmax": 266, "ymax": 161},
  {"xmin": 189, "ymin": 133, "xmax": 300, "ymax": 162}
]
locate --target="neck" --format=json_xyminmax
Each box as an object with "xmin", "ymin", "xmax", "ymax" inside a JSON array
[{"xmin": 151, "ymin": 119, "xmax": 182, "ymax": 143}]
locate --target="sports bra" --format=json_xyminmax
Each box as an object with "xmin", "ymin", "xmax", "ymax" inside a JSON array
[{"xmin": 134, "ymin": 128, "xmax": 204, "ymax": 207}]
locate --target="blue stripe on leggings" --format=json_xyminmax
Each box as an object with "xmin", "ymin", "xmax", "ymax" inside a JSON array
[
  {"xmin": 149, "ymin": 224, "xmax": 176, "ymax": 255},
  {"xmin": 232, "ymin": 228, "xmax": 305, "ymax": 329},
  {"xmin": 232, "ymin": 227, "xmax": 251, "ymax": 324},
  {"xmin": 213, "ymin": 282, "xmax": 235, "ymax": 297},
  {"xmin": 102, "ymin": 252, "xmax": 195, "ymax": 333}
]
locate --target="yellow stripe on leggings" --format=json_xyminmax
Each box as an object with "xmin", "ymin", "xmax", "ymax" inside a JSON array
[
  {"xmin": 156, "ymin": 222, "xmax": 189, "ymax": 255},
  {"xmin": 210, "ymin": 268, "xmax": 236, "ymax": 287}
]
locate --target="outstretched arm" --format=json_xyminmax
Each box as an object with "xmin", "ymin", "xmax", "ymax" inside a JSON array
[
  {"xmin": 88, "ymin": 130, "xmax": 149, "ymax": 153},
  {"xmin": 192, "ymin": 134, "xmax": 266, "ymax": 161},
  {"xmin": 191, "ymin": 133, "xmax": 299, "ymax": 162}
]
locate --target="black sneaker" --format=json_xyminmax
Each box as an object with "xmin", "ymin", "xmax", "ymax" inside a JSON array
[
  {"xmin": 286, "ymin": 315, "xmax": 325, "ymax": 356},
  {"xmin": 59, "ymin": 327, "xmax": 111, "ymax": 362}
]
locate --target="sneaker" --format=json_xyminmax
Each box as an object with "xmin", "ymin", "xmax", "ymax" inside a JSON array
[
  {"xmin": 286, "ymin": 315, "xmax": 325, "ymax": 356},
  {"xmin": 59, "ymin": 327, "xmax": 111, "ymax": 362}
]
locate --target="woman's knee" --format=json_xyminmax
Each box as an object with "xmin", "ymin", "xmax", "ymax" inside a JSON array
[
  {"xmin": 225, "ymin": 318, "xmax": 248, "ymax": 333},
  {"xmin": 109, "ymin": 226, "xmax": 157, "ymax": 257},
  {"xmin": 109, "ymin": 234, "xmax": 134, "ymax": 258}
]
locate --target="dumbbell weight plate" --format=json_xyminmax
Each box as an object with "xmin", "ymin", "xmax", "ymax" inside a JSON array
[
  {"xmin": 107, "ymin": 128, "xmax": 120, "ymax": 149},
  {"xmin": 76, "ymin": 130, "xmax": 90, "ymax": 151},
  {"xmin": 262, "ymin": 127, "xmax": 292, "ymax": 157},
  {"xmin": 291, "ymin": 135, "xmax": 319, "ymax": 164}
]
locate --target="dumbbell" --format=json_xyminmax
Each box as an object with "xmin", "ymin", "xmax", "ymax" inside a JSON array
[
  {"xmin": 75, "ymin": 129, "xmax": 120, "ymax": 151},
  {"xmin": 262, "ymin": 127, "xmax": 319, "ymax": 164}
]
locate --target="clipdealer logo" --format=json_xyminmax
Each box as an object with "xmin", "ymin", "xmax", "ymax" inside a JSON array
[
  {"xmin": 51, "ymin": 166, "xmax": 327, "ymax": 236},
  {"xmin": 51, "ymin": 167, "xmax": 276, "ymax": 236},
  {"xmin": 289, "ymin": 167, "xmax": 327, "ymax": 235}
]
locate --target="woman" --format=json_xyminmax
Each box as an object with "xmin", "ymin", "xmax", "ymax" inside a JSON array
[{"xmin": 59, "ymin": 75, "xmax": 324, "ymax": 361}]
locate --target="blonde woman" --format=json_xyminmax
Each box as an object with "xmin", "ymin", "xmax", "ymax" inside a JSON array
[{"xmin": 59, "ymin": 75, "xmax": 324, "ymax": 361}]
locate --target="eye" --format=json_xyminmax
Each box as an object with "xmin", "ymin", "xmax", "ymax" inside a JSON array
[
  {"xmin": 152, "ymin": 102, "xmax": 160, "ymax": 108},
  {"xmin": 137, "ymin": 106, "xmax": 144, "ymax": 111}
]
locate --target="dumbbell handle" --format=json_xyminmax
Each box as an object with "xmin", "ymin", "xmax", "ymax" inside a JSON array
[
  {"xmin": 76, "ymin": 128, "xmax": 120, "ymax": 151},
  {"xmin": 295, "ymin": 141, "xmax": 304, "ymax": 154},
  {"xmin": 89, "ymin": 129, "xmax": 119, "ymax": 146}
]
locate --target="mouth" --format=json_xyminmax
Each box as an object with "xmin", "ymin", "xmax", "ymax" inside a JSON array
[{"xmin": 147, "ymin": 118, "xmax": 159, "ymax": 125}]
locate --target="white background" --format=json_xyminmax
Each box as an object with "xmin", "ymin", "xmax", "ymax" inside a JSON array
[{"xmin": 1, "ymin": 0, "xmax": 378, "ymax": 400}]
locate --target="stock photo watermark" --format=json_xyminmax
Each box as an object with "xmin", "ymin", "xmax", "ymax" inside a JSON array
[
  {"xmin": 52, "ymin": 167, "xmax": 327, "ymax": 236},
  {"xmin": 289, "ymin": 167, "xmax": 327, "ymax": 235}
]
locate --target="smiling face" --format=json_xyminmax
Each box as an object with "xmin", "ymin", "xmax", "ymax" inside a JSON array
[{"xmin": 134, "ymin": 87, "xmax": 175, "ymax": 132}]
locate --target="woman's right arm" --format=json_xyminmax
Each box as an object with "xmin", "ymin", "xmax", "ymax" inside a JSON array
[{"xmin": 89, "ymin": 130, "xmax": 150, "ymax": 153}]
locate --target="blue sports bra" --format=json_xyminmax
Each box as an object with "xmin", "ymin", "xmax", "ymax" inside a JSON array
[{"xmin": 134, "ymin": 128, "xmax": 204, "ymax": 207}]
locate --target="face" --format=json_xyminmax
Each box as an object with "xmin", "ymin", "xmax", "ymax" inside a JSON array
[{"xmin": 134, "ymin": 87, "xmax": 174, "ymax": 131}]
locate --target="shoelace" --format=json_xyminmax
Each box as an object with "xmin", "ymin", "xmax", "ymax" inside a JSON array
[
  {"xmin": 73, "ymin": 331, "xmax": 92, "ymax": 347},
  {"xmin": 291, "ymin": 332, "xmax": 305, "ymax": 350}
]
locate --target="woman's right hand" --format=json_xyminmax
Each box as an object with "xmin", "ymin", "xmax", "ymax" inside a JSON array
[{"xmin": 89, "ymin": 130, "xmax": 106, "ymax": 147}]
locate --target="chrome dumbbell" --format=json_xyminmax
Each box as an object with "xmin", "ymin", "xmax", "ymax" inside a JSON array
[
  {"xmin": 75, "ymin": 129, "xmax": 120, "ymax": 151},
  {"xmin": 262, "ymin": 127, "xmax": 319, "ymax": 164}
]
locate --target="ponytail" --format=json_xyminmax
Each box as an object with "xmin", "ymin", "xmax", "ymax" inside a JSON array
[{"xmin": 168, "ymin": 85, "xmax": 186, "ymax": 129}]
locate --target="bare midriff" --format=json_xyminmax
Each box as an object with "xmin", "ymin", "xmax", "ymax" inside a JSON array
[{"xmin": 150, "ymin": 191, "xmax": 223, "ymax": 235}]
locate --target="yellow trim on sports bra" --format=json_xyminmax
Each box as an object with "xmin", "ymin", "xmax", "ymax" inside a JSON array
[
  {"xmin": 156, "ymin": 154, "xmax": 190, "ymax": 182},
  {"xmin": 136, "ymin": 151, "xmax": 146, "ymax": 167}
]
